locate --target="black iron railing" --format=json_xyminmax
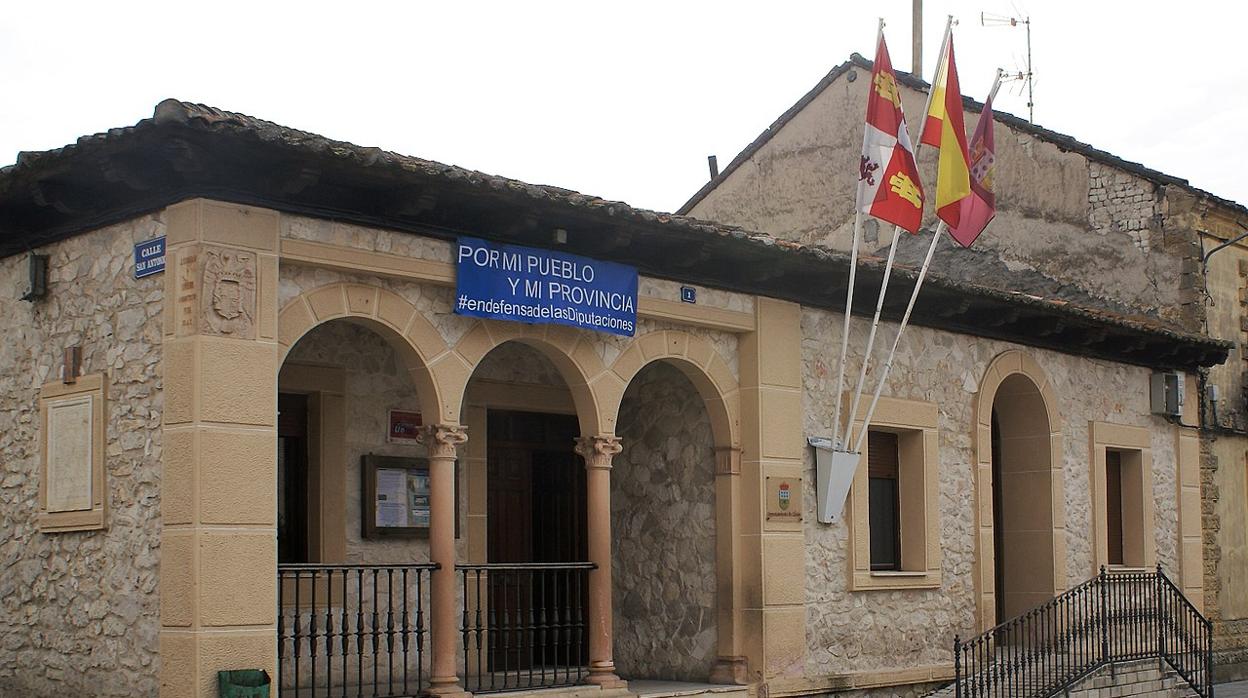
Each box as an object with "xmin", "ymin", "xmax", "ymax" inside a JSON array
[
  {"xmin": 953, "ymin": 566, "xmax": 1212, "ymax": 698},
  {"xmin": 278, "ymin": 563, "xmax": 436, "ymax": 698},
  {"xmin": 458, "ymin": 562, "xmax": 595, "ymax": 694}
]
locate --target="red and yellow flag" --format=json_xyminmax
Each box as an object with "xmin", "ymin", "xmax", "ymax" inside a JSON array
[
  {"xmin": 856, "ymin": 32, "xmax": 924, "ymax": 234},
  {"xmin": 919, "ymin": 33, "xmax": 972, "ymax": 227}
]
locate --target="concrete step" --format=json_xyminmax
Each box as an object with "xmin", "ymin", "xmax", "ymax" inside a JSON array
[{"xmin": 627, "ymin": 680, "xmax": 749, "ymax": 698}]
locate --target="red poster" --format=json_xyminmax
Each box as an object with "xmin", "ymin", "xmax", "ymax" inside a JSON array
[{"xmin": 388, "ymin": 410, "xmax": 423, "ymax": 442}]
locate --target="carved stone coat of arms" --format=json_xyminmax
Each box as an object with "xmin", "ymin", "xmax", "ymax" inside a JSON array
[{"xmin": 201, "ymin": 247, "xmax": 257, "ymax": 338}]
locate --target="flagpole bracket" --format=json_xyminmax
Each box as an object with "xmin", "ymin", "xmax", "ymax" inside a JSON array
[{"xmin": 808, "ymin": 436, "xmax": 860, "ymax": 524}]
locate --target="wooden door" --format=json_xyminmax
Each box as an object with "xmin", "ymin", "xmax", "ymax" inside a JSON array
[{"xmin": 486, "ymin": 410, "xmax": 585, "ymax": 672}]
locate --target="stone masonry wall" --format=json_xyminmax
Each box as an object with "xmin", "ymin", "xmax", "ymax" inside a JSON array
[
  {"xmin": 801, "ymin": 307, "xmax": 1182, "ymax": 676},
  {"xmin": 613, "ymin": 361, "xmax": 717, "ymax": 681},
  {"xmin": 1088, "ymin": 163, "xmax": 1162, "ymax": 252},
  {"xmin": 686, "ymin": 69, "xmax": 1197, "ymax": 331},
  {"xmin": 0, "ymin": 216, "xmax": 165, "ymax": 697}
]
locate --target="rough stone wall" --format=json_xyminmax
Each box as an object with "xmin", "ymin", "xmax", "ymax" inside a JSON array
[
  {"xmin": 685, "ymin": 69, "xmax": 1194, "ymax": 330},
  {"xmin": 0, "ymin": 216, "xmax": 164, "ymax": 697},
  {"xmin": 801, "ymin": 307, "xmax": 1181, "ymax": 676},
  {"xmin": 1088, "ymin": 163, "xmax": 1161, "ymax": 252},
  {"xmin": 612, "ymin": 361, "xmax": 717, "ymax": 681}
]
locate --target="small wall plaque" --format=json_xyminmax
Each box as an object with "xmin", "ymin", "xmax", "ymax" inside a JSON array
[
  {"xmin": 39, "ymin": 373, "xmax": 107, "ymax": 532},
  {"xmin": 766, "ymin": 476, "xmax": 803, "ymax": 523},
  {"xmin": 388, "ymin": 410, "xmax": 423, "ymax": 442}
]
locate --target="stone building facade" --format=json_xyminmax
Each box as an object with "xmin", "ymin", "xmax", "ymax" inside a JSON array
[
  {"xmin": 0, "ymin": 100, "xmax": 1229, "ymax": 698},
  {"xmin": 0, "ymin": 217, "xmax": 165, "ymax": 697},
  {"xmin": 680, "ymin": 52, "xmax": 1248, "ymax": 679}
]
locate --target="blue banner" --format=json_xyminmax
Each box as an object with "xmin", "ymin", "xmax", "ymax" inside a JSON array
[
  {"xmin": 134, "ymin": 236, "xmax": 166, "ymax": 279},
  {"xmin": 454, "ymin": 237, "xmax": 638, "ymax": 337}
]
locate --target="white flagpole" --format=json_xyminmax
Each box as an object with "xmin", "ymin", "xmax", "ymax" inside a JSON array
[
  {"xmin": 851, "ymin": 68, "xmax": 1001, "ymax": 453},
  {"xmin": 853, "ymin": 220, "xmax": 946, "ymax": 454},
  {"xmin": 841, "ymin": 16, "xmax": 952, "ymax": 451},
  {"xmin": 988, "ymin": 67, "xmax": 1004, "ymax": 102},
  {"xmin": 841, "ymin": 226, "xmax": 900, "ymax": 448},
  {"xmin": 831, "ymin": 214, "xmax": 866, "ymax": 449},
  {"xmin": 830, "ymin": 19, "xmax": 885, "ymax": 449}
]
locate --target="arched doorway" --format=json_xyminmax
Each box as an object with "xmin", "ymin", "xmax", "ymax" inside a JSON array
[
  {"xmin": 275, "ymin": 283, "xmax": 452, "ymax": 698},
  {"xmin": 974, "ymin": 351, "xmax": 1067, "ymax": 629},
  {"xmin": 275, "ymin": 315, "xmax": 440, "ymax": 695},
  {"xmin": 459, "ymin": 340, "xmax": 595, "ymax": 691}
]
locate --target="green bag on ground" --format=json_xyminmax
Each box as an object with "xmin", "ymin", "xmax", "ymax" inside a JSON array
[{"xmin": 217, "ymin": 669, "xmax": 270, "ymax": 698}]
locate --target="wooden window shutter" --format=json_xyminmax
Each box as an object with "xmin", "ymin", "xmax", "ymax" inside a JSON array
[
  {"xmin": 1106, "ymin": 449, "xmax": 1124, "ymax": 566},
  {"xmin": 868, "ymin": 431, "xmax": 900, "ymax": 479},
  {"xmin": 867, "ymin": 430, "xmax": 901, "ymax": 570}
]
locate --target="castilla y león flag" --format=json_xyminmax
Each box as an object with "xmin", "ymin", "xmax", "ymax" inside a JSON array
[
  {"xmin": 920, "ymin": 33, "xmax": 972, "ymax": 228},
  {"xmin": 856, "ymin": 33, "xmax": 924, "ymax": 234},
  {"xmin": 950, "ymin": 85, "xmax": 998, "ymax": 247}
]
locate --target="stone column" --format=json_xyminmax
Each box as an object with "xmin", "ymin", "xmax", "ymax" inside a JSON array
[
  {"xmin": 159, "ymin": 199, "xmax": 281, "ymax": 697},
  {"xmin": 575, "ymin": 435, "xmax": 627, "ymax": 689},
  {"xmin": 420, "ymin": 424, "xmax": 470, "ymax": 697}
]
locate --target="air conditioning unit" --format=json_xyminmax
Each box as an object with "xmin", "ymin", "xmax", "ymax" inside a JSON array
[{"xmin": 1150, "ymin": 371, "xmax": 1185, "ymax": 418}]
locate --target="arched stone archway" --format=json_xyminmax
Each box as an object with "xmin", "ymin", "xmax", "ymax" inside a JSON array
[
  {"xmin": 278, "ymin": 282, "xmax": 452, "ymax": 425},
  {"xmin": 448, "ymin": 319, "xmax": 610, "ymax": 436},
  {"xmin": 606, "ymin": 331, "xmax": 744, "ymax": 684},
  {"xmin": 278, "ymin": 282, "xmax": 469, "ymax": 694},
  {"xmin": 973, "ymin": 350, "xmax": 1067, "ymax": 630},
  {"xmin": 606, "ymin": 331, "xmax": 740, "ymax": 450}
]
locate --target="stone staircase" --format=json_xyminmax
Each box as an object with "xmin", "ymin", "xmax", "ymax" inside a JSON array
[{"xmin": 924, "ymin": 658, "xmax": 1198, "ymax": 698}]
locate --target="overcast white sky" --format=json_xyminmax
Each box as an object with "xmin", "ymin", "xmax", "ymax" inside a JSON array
[{"xmin": 2, "ymin": 1, "xmax": 1243, "ymax": 214}]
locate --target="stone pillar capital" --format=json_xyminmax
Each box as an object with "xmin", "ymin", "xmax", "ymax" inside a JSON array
[
  {"xmin": 575, "ymin": 435, "xmax": 623, "ymax": 469},
  {"xmin": 418, "ymin": 424, "xmax": 468, "ymax": 459}
]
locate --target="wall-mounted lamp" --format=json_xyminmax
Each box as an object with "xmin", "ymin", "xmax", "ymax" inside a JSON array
[{"xmin": 21, "ymin": 253, "xmax": 47, "ymax": 302}]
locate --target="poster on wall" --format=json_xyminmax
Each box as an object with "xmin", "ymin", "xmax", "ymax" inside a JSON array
[
  {"xmin": 454, "ymin": 236, "xmax": 638, "ymax": 337},
  {"xmin": 362, "ymin": 454, "xmax": 440, "ymax": 538},
  {"xmin": 374, "ymin": 468, "xmax": 410, "ymax": 527}
]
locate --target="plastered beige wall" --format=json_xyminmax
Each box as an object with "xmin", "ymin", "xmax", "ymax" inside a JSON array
[
  {"xmin": 1211, "ymin": 436, "xmax": 1248, "ymax": 619},
  {"xmin": 0, "ymin": 216, "xmax": 165, "ymax": 697},
  {"xmin": 1203, "ymin": 234, "xmax": 1247, "ymax": 428},
  {"xmin": 687, "ymin": 68, "xmax": 1191, "ymax": 328}
]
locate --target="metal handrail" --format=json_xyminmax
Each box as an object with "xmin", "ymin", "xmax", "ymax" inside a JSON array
[
  {"xmin": 279, "ymin": 562, "xmax": 440, "ymax": 570},
  {"xmin": 952, "ymin": 565, "xmax": 1213, "ymax": 698},
  {"xmin": 455, "ymin": 561, "xmax": 596, "ymax": 571}
]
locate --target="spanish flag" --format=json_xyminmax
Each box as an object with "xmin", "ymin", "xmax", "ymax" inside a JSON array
[{"xmin": 919, "ymin": 31, "xmax": 972, "ymax": 228}]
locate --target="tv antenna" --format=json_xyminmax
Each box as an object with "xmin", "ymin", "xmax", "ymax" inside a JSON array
[{"xmin": 981, "ymin": 11, "xmax": 1033, "ymax": 122}]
